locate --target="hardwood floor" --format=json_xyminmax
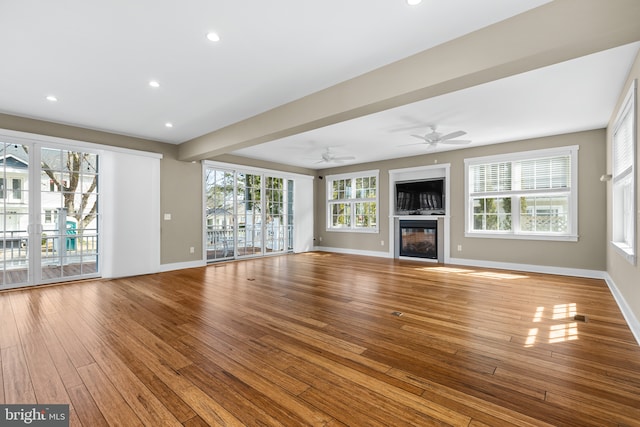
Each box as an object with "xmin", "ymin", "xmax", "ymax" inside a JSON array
[{"xmin": 1, "ymin": 252, "xmax": 640, "ymax": 426}]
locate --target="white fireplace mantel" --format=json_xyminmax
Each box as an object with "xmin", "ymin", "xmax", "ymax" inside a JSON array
[{"xmin": 388, "ymin": 163, "xmax": 451, "ymax": 263}]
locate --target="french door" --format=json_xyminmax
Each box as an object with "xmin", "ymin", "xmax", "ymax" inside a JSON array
[
  {"xmin": 205, "ymin": 166, "xmax": 293, "ymax": 262},
  {"xmin": 0, "ymin": 140, "xmax": 100, "ymax": 290}
]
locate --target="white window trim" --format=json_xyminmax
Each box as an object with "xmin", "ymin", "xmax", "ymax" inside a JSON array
[
  {"xmin": 611, "ymin": 79, "xmax": 637, "ymax": 265},
  {"xmin": 464, "ymin": 146, "xmax": 579, "ymax": 241},
  {"xmin": 326, "ymin": 169, "xmax": 379, "ymax": 233}
]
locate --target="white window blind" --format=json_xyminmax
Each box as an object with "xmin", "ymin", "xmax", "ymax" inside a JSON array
[
  {"xmin": 466, "ymin": 146, "xmax": 578, "ymax": 240},
  {"xmin": 611, "ymin": 79, "xmax": 636, "ymax": 264},
  {"xmin": 520, "ymin": 156, "xmax": 571, "ymax": 190}
]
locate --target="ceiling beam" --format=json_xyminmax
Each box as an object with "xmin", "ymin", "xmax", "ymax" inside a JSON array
[{"xmin": 178, "ymin": 0, "xmax": 640, "ymax": 162}]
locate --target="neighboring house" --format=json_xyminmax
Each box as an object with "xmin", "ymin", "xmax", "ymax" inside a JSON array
[
  {"xmin": 0, "ymin": 150, "xmax": 28, "ymax": 247},
  {"xmin": 0, "ymin": 145, "xmax": 96, "ymax": 248}
]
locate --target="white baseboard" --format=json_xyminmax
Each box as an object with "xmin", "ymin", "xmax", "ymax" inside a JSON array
[
  {"xmin": 603, "ymin": 273, "xmax": 640, "ymax": 347},
  {"xmin": 159, "ymin": 259, "xmax": 206, "ymax": 272},
  {"xmin": 313, "ymin": 248, "xmax": 606, "ymax": 279},
  {"xmin": 447, "ymin": 257, "xmax": 607, "ymax": 280},
  {"xmin": 313, "ymin": 246, "xmax": 392, "ymax": 258}
]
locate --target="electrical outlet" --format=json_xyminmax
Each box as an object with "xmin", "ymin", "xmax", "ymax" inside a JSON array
[
  {"xmin": 319, "ymin": 236, "xmax": 323, "ymax": 242},
  {"xmin": 189, "ymin": 246, "xmax": 195, "ymax": 254},
  {"xmin": 380, "ymin": 240, "xmax": 384, "ymax": 246},
  {"xmin": 457, "ymin": 244, "xmax": 462, "ymax": 251}
]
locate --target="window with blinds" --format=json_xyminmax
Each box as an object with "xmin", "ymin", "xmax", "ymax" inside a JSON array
[
  {"xmin": 465, "ymin": 146, "xmax": 578, "ymax": 240},
  {"xmin": 612, "ymin": 80, "xmax": 636, "ymax": 264}
]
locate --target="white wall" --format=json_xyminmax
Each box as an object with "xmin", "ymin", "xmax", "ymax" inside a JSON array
[{"xmin": 294, "ymin": 175, "xmax": 314, "ymax": 252}]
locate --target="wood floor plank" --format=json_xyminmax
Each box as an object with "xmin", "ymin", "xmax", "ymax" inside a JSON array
[
  {"xmin": 67, "ymin": 384, "xmax": 109, "ymax": 427},
  {"xmin": 1, "ymin": 252, "xmax": 640, "ymax": 426},
  {"xmin": 0, "ymin": 294, "xmax": 20, "ymax": 349},
  {"xmin": 44, "ymin": 310, "xmax": 95, "ymax": 369},
  {"xmin": 179, "ymin": 321, "xmax": 311, "ymax": 396},
  {"xmin": 177, "ymin": 332, "xmax": 336, "ymax": 426},
  {"xmin": 101, "ymin": 332, "xmax": 197, "ymax": 423},
  {"xmin": 0, "ymin": 353, "xmax": 4, "ymax": 404},
  {"xmin": 76, "ymin": 363, "xmax": 144, "ymax": 427},
  {"xmin": 103, "ymin": 325, "xmax": 245, "ymax": 426},
  {"xmin": 1, "ymin": 345, "xmax": 36, "ymax": 404},
  {"xmin": 385, "ymin": 368, "xmax": 552, "ymax": 427},
  {"xmin": 85, "ymin": 341, "xmax": 184, "ymax": 426},
  {"xmin": 179, "ymin": 362, "xmax": 299, "ymax": 426},
  {"xmin": 20, "ymin": 329, "xmax": 72, "ymax": 404},
  {"xmin": 261, "ymin": 333, "xmax": 472, "ymax": 426}
]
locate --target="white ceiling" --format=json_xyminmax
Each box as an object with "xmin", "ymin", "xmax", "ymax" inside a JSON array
[
  {"xmin": 1, "ymin": 0, "xmax": 638, "ymax": 170},
  {"xmin": 233, "ymin": 42, "xmax": 640, "ymax": 169}
]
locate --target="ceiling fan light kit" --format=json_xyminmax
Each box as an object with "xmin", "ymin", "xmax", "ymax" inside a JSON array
[
  {"xmin": 409, "ymin": 125, "xmax": 471, "ymax": 148},
  {"xmin": 315, "ymin": 147, "xmax": 356, "ymax": 164}
]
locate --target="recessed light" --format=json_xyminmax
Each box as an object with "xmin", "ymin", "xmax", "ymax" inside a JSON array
[
  {"xmin": 206, "ymin": 32, "xmax": 220, "ymax": 42},
  {"xmin": 165, "ymin": 122, "xmax": 173, "ymax": 128},
  {"xmin": 46, "ymin": 95, "xmax": 58, "ymax": 102},
  {"xmin": 149, "ymin": 80, "xmax": 160, "ymax": 88},
  {"xmin": 407, "ymin": 0, "xmax": 422, "ymax": 5}
]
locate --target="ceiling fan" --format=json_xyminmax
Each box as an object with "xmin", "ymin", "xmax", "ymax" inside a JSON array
[
  {"xmin": 409, "ymin": 125, "xmax": 471, "ymax": 147},
  {"xmin": 315, "ymin": 147, "xmax": 355, "ymax": 164}
]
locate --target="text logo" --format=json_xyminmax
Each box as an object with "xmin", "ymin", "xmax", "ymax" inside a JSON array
[{"xmin": 0, "ymin": 405, "xmax": 69, "ymax": 426}]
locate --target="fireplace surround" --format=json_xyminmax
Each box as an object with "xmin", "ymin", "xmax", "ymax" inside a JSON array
[{"xmin": 389, "ymin": 164, "xmax": 450, "ymax": 263}]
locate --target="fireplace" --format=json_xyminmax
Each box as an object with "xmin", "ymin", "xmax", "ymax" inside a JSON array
[
  {"xmin": 399, "ymin": 220, "xmax": 437, "ymax": 259},
  {"xmin": 390, "ymin": 164, "xmax": 449, "ymax": 264}
]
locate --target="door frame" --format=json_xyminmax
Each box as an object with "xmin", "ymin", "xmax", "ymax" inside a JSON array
[{"xmin": 0, "ymin": 132, "xmax": 103, "ymax": 290}]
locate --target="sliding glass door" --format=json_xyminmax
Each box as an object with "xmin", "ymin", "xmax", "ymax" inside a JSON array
[
  {"xmin": 265, "ymin": 176, "xmax": 285, "ymax": 254},
  {"xmin": 237, "ymin": 172, "xmax": 263, "ymax": 257},
  {"xmin": 0, "ymin": 140, "xmax": 100, "ymax": 290},
  {"xmin": 0, "ymin": 143, "xmax": 30, "ymax": 287},
  {"xmin": 205, "ymin": 168, "xmax": 235, "ymax": 261},
  {"xmin": 39, "ymin": 147, "xmax": 99, "ymax": 282},
  {"xmin": 204, "ymin": 165, "xmax": 294, "ymax": 262}
]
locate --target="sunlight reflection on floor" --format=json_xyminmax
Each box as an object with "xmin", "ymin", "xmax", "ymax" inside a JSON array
[
  {"xmin": 525, "ymin": 304, "xmax": 580, "ymax": 347},
  {"xmin": 415, "ymin": 266, "xmax": 529, "ymax": 280}
]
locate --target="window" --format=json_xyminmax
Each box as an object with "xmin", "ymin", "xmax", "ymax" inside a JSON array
[
  {"xmin": 465, "ymin": 146, "xmax": 578, "ymax": 241},
  {"xmin": 12, "ymin": 178, "xmax": 21, "ymax": 199},
  {"xmin": 204, "ymin": 164, "xmax": 301, "ymax": 262},
  {"xmin": 612, "ymin": 80, "xmax": 636, "ymax": 264},
  {"xmin": 327, "ymin": 170, "xmax": 378, "ymax": 232}
]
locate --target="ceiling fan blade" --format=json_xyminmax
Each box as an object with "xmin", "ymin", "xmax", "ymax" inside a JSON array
[
  {"xmin": 333, "ymin": 156, "xmax": 356, "ymax": 161},
  {"xmin": 399, "ymin": 142, "xmax": 428, "ymax": 147},
  {"xmin": 440, "ymin": 130, "xmax": 467, "ymax": 140},
  {"xmin": 441, "ymin": 139, "xmax": 471, "ymax": 144},
  {"xmin": 410, "ymin": 134, "xmax": 428, "ymax": 141}
]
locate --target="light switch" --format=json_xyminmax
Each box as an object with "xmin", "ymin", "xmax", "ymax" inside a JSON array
[{"xmin": 164, "ymin": 213, "xmax": 172, "ymax": 220}]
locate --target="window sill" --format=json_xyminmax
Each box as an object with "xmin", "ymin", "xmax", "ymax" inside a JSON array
[
  {"xmin": 611, "ymin": 241, "xmax": 637, "ymax": 265},
  {"xmin": 465, "ymin": 231, "xmax": 578, "ymax": 242}
]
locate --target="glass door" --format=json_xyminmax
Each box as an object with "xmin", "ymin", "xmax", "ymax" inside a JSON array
[
  {"xmin": 39, "ymin": 147, "xmax": 99, "ymax": 283},
  {"xmin": 265, "ymin": 176, "xmax": 285, "ymax": 254},
  {"xmin": 237, "ymin": 172, "xmax": 263, "ymax": 257},
  {"xmin": 205, "ymin": 168, "xmax": 235, "ymax": 261},
  {"xmin": 0, "ymin": 140, "xmax": 100, "ymax": 290},
  {"xmin": 0, "ymin": 142, "xmax": 30, "ymax": 288},
  {"xmin": 204, "ymin": 165, "xmax": 296, "ymax": 263}
]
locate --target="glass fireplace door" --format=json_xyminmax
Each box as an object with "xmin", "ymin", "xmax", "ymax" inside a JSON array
[{"xmin": 399, "ymin": 220, "xmax": 437, "ymax": 259}]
